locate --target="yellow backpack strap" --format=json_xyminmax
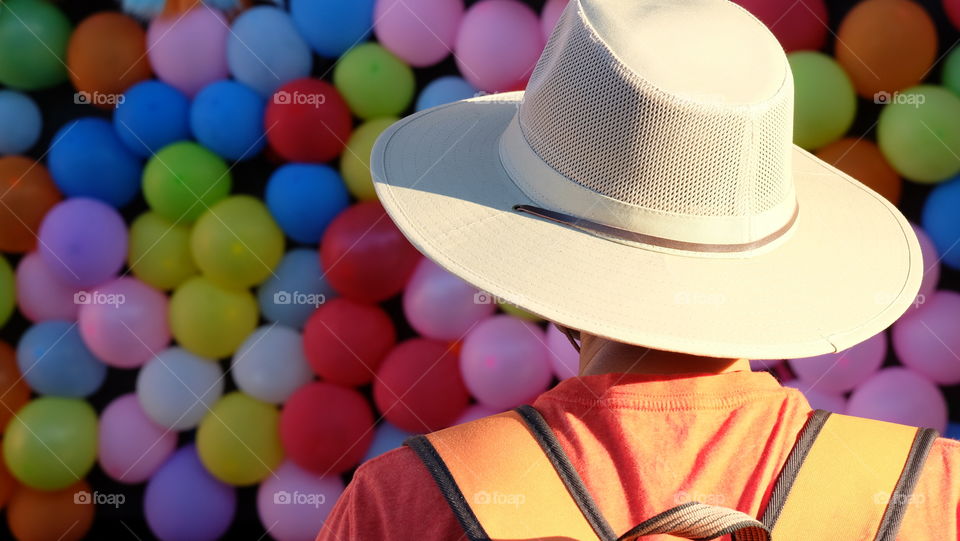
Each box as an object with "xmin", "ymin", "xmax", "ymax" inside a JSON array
[{"xmin": 761, "ymin": 409, "xmax": 939, "ymax": 541}]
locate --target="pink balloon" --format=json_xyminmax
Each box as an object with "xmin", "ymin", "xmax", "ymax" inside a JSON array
[
  {"xmin": 402, "ymin": 258, "xmax": 495, "ymax": 341},
  {"xmin": 545, "ymin": 324, "xmax": 578, "ymax": 379},
  {"xmin": 783, "ymin": 380, "xmax": 847, "ymax": 413},
  {"xmin": 453, "ymin": 403, "xmax": 502, "ymax": 425},
  {"xmin": 787, "ymin": 331, "xmax": 886, "ymax": 393},
  {"xmin": 847, "ymin": 367, "xmax": 947, "ymax": 432},
  {"xmin": 147, "ymin": 8, "xmax": 230, "ymax": 96},
  {"xmin": 455, "ymin": 0, "xmax": 544, "ymax": 92},
  {"xmin": 460, "ymin": 315, "xmax": 552, "ymax": 409},
  {"xmin": 911, "ymin": 223, "xmax": 940, "ymax": 311},
  {"xmin": 256, "ymin": 461, "xmax": 345, "ymax": 541},
  {"xmin": 99, "ymin": 394, "xmax": 177, "ymax": 483},
  {"xmin": 15, "ymin": 252, "xmax": 80, "ymax": 322},
  {"xmin": 892, "ymin": 290, "xmax": 960, "ymax": 385},
  {"xmin": 540, "ymin": 0, "xmax": 568, "ymax": 41},
  {"xmin": 78, "ymin": 277, "xmax": 171, "ymax": 368},
  {"xmin": 374, "ymin": 0, "xmax": 465, "ymax": 67}
]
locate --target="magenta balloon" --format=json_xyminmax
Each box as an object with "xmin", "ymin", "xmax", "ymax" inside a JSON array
[
  {"xmin": 99, "ymin": 393, "xmax": 176, "ymax": 483},
  {"xmin": 892, "ymin": 290, "xmax": 960, "ymax": 385},
  {"xmin": 402, "ymin": 258, "xmax": 495, "ymax": 341},
  {"xmin": 545, "ymin": 324, "xmax": 578, "ymax": 379},
  {"xmin": 783, "ymin": 379, "xmax": 846, "ymax": 413},
  {"xmin": 15, "ymin": 252, "xmax": 79, "ymax": 322},
  {"xmin": 455, "ymin": 0, "xmax": 544, "ymax": 92},
  {"xmin": 540, "ymin": 0, "xmax": 568, "ymax": 41},
  {"xmin": 78, "ymin": 277, "xmax": 171, "ymax": 368},
  {"xmin": 374, "ymin": 0, "xmax": 464, "ymax": 67},
  {"xmin": 911, "ymin": 223, "xmax": 940, "ymax": 310},
  {"xmin": 256, "ymin": 461, "xmax": 345, "ymax": 541},
  {"xmin": 147, "ymin": 8, "xmax": 230, "ymax": 96},
  {"xmin": 453, "ymin": 403, "xmax": 502, "ymax": 425},
  {"xmin": 460, "ymin": 315, "xmax": 552, "ymax": 409},
  {"xmin": 787, "ymin": 331, "xmax": 886, "ymax": 393},
  {"xmin": 847, "ymin": 367, "xmax": 947, "ymax": 432},
  {"xmin": 38, "ymin": 198, "xmax": 127, "ymax": 288}
]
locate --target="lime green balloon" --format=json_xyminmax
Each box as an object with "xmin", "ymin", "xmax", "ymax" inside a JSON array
[
  {"xmin": 142, "ymin": 142, "xmax": 232, "ymax": 223},
  {"xmin": 0, "ymin": 0, "xmax": 71, "ymax": 90},
  {"xmin": 191, "ymin": 196, "xmax": 284, "ymax": 289},
  {"xmin": 169, "ymin": 276, "xmax": 258, "ymax": 359},
  {"xmin": 340, "ymin": 117, "xmax": 397, "ymax": 200},
  {"xmin": 788, "ymin": 52, "xmax": 856, "ymax": 150},
  {"xmin": 942, "ymin": 48, "xmax": 960, "ymax": 98},
  {"xmin": 333, "ymin": 43, "xmax": 415, "ymax": 119},
  {"xmin": 878, "ymin": 85, "xmax": 960, "ymax": 183},
  {"xmin": 196, "ymin": 392, "xmax": 283, "ymax": 486},
  {"xmin": 3, "ymin": 397, "xmax": 97, "ymax": 490},
  {"xmin": 498, "ymin": 302, "xmax": 543, "ymax": 322},
  {"xmin": 0, "ymin": 255, "xmax": 13, "ymax": 328},
  {"xmin": 129, "ymin": 211, "xmax": 198, "ymax": 290}
]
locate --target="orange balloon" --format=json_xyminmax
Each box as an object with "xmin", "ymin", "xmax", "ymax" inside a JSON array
[
  {"xmin": 7, "ymin": 480, "xmax": 95, "ymax": 541},
  {"xmin": 0, "ymin": 156, "xmax": 62, "ymax": 253},
  {"xmin": 816, "ymin": 138, "xmax": 902, "ymax": 205},
  {"xmin": 0, "ymin": 341, "xmax": 29, "ymax": 432},
  {"xmin": 0, "ymin": 456, "xmax": 17, "ymax": 510},
  {"xmin": 835, "ymin": 0, "xmax": 937, "ymax": 98},
  {"xmin": 67, "ymin": 12, "xmax": 151, "ymax": 108}
]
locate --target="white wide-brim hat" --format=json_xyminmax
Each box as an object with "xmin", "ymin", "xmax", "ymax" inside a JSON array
[{"xmin": 371, "ymin": 0, "xmax": 922, "ymax": 360}]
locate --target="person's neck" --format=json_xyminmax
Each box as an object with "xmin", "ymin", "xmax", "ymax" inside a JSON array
[{"xmin": 578, "ymin": 337, "xmax": 750, "ymax": 376}]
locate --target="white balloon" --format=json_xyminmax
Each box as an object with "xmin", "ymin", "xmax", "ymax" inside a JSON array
[
  {"xmin": 232, "ymin": 325, "xmax": 313, "ymax": 404},
  {"xmin": 137, "ymin": 347, "xmax": 225, "ymax": 430}
]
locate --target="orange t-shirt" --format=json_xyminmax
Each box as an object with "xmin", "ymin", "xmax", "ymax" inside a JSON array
[{"xmin": 317, "ymin": 371, "xmax": 960, "ymax": 540}]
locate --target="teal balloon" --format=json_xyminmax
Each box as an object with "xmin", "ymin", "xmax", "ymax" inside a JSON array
[{"xmin": 0, "ymin": 0, "xmax": 71, "ymax": 90}]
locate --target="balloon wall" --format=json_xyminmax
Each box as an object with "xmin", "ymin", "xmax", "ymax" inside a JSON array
[{"xmin": 0, "ymin": 0, "xmax": 956, "ymax": 539}]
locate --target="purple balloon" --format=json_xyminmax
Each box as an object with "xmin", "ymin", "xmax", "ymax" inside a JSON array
[
  {"xmin": 911, "ymin": 223, "xmax": 940, "ymax": 310},
  {"xmin": 78, "ymin": 277, "xmax": 170, "ymax": 368},
  {"xmin": 15, "ymin": 252, "xmax": 79, "ymax": 322},
  {"xmin": 145, "ymin": 444, "xmax": 237, "ymax": 541},
  {"xmin": 892, "ymin": 289, "xmax": 960, "ymax": 385},
  {"xmin": 38, "ymin": 198, "xmax": 127, "ymax": 288},
  {"xmin": 783, "ymin": 379, "xmax": 847, "ymax": 413},
  {"xmin": 545, "ymin": 324, "xmax": 579, "ymax": 379},
  {"xmin": 453, "ymin": 403, "xmax": 502, "ymax": 425},
  {"xmin": 847, "ymin": 367, "xmax": 947, "ymax": 432},
  {"xmin": 256, "ymin": 461, "xmax": 344, "ymax": 541},
  {"xmin": 147, "ymin": 8, "xmax": 230, "ymax": 97},
  {"xmin": 99, "ymin": 394, "xmax": 176, "ymax": 483},
  {"xmin": 787, "ymin": 331, "xmax": 886, "ymax": 393},
  {"xmin": 402, "ymin": 258, "xmax": 495, "ymax": 341}
]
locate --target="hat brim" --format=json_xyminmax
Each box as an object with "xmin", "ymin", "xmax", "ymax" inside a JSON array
[{"xmin": 371, "ymin": 93, "xmax": 922, "ymax": 360}]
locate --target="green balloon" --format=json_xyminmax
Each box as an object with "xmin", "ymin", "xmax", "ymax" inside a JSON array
[
  {"xmin": 788, "ymin": 51, "xmax": 856, "ymax": 150},
  {"xmin": 498, "ymin": 301, "xmax": 543, "ymax": 322},
  {"xmin": 878, "ymin": 85, "xmax": 960, "ymax": 183},
  {"xmin": 129, "ymin": 211, "xmax": 198, "ymax": 290},
  {"xmin": 0, "ymin": 255, "xmax": 13, "ymax": 328},
  {"xmin": 191, "ymin": 196, "xmax": 284, "ymax": 289},
  {"xmin": 169, "ymin": 276, "xmax": 259, "ymax": 359},
  {"xmin": 340, "ymin": 117, "xmax": 397, "ymax": 200},
  {"xmin": 942, "ymin": 48, "xmax": 960, "ymax": 98},
  {"xmin": 196, "ymin": 392, "xmax": 283, "ymax": 486},
  {"xmin": 3, "ymin": 397, "xmax": 97, "ymax": 490},
  {"xmin": 142, "ymin": 142, "xmax": 232, "ymax": 223},
  {"xmin": 0, "ymin": 0, "xmax": 71, "ymax": 90},
  {"xmin": 333, "ymin": 43, "xmax": 415, "ymax": 119}
]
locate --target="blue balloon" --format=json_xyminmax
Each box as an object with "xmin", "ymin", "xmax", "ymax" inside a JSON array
[
  {"xmin": 363, "ymin": 422, "xmax": 415, "ymax": 462},
  {"xmin": 289, "ymin": 0, "xmax": 375, "ymax": 58},
  {"xmin": 416, "ymin": 76, "xmax": 479, "ymax": 111},
  {"xmin": 265, "ymin": 164, "xmax": 350, "ymax": 243},
  {"xmin": 113, "ymin": 80, "xmax": 191, "ymax": 157},
  {"xmin": 227, "ymin": 6, "xmax": 312, "ymax": 96},
  {"xmin": 16, "ymin": 320, "xmax": 107, "ymax": 397},
  {"xmin": 922, "ymin": 175, "xmax": 960, "ymax": 269},
  {"xmin": 948, "ymin": 422, "xmax": 960, "ymax": 441},
  {"xmin": 47, "ymin": 118, "xmax": 142, "ymax": 208},
  {"xmin": 257, "ymin": 249, "xmax": 337, "ymax": 329},
  {"xmin": 0, "ymin": 90, "xmax": 41, "ymax": 154},
  {"xmin": 190, "ymin": 80, "xmax": 266, "ymax": 161}
]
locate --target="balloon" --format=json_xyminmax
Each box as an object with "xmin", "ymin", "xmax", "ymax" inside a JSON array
[
  {"xmin": 892, "ymin": 290, "xmax": 960, "ymax": 385},
  {"xmin": 922, "ymin": 176, "xmax": 960, "ymax": 269},
  {"xmin": 947, "ymin": 0, "xmax": 960, "ymax": 30},
  {"xmin": 362, "ymin": 422, "xmax": 414, "ymax": 462},
  {"xmin": 16, "ymin": 320, "xmax": 106, "ymax": 397},
  {"xmin": 835, "ymin": 0, "xmax": 937, "ymax": 97},
  {"xmin": 289, "ymin": 0, "xmax": 376, "ymax": 58},
  {"xmin": 0, "ymin": 456, "xmax": 14, "ymax": 509},
  {"xmin": 0, "ymin": 90, "xmax": 41, "ymax": 154},
  {"xmin": 540, "ymin": 0, "xmax": 568, "ymax": 41},
  {"xmin": 144, "ymin": 445, "xmax": 236, "ymax": 541},
  {"xmin": 146, "ymin": 8, "xmax": 229, "ymax": 96},
  {"xmin": 191, "ymin": 195, "xmax": 284, "ymax": 288},
  {"xmin": 335, "ymin": 44, "xmax": 415, "ymax": 119},
  {"xmin": 814, "ymin": 138, "xmax": 901, "ymax": 205},
  {"xmin": 77, "ymin": 277, "xmax": 170, "ymax": 368},
  {"xmin": 7, "ymin": 480, "xmax": 95, "ymax": 541},
  {"xmin": 38, "ymin": 198, "xmax": 127, "ymax": 288},
  {"xmin": 303, "ymin": 297, "xmax": 396, "ymax": 386},
  {"xmin": 0, "ymin": 340, "xmax": 30, "ymax": 431},
  {"xmin": 137, "ymin": 347, "xmax": 224, "ymax": 430},
  {"xmin": 0, "ymin": 0, "xmax": 71, "ymax": 90},
  {"xmin": 948, "ymin": 422, "xmax": 960, "ymax": 440},
  {"xmin": 280, "ymin": 382, "xmax": 374, "ymax": 475},
  {"xmin": 256, "ymin": 461, "xmax": 345, "ymax": 541},
  {"xmin": 128, "ymin": 211, "xmax": 198, "ymax": 290},
  {"xmin": 169, "ymin": 276, "xmax": 259, "ymax": 359},
  {"xmin": 232, "ymin": 325, "xmax": 312, "ymax": 404},
  {"xmin": 944, "ymin": 46, "xmax": 960, "ymax": 97},
  {"xmin": 265, "ymin": 164, "xmax": 350, "ymax": 244},
  {"xmin": 911, "ymin": 223, "xmax": 939, "ymax": 308},
  {"xmin": 257, "ymin": 249, "xmax": 336, "ymax": 329},
  {"xmin": 67, "ymin": 12, "xmax": 151, "ymax": 105},
  {"xmin": 196, "ymin": 391, "xmax": 283, "ymax": 486},
  {"xmin": 265, "ymin": 78, "xmax": 353, "ymax": 163},
  {"xmin": 403, "ymin": 258, "xmax": 495, "ymax": 341},
  {"xmin": 847, "ymin": 367, "xmax": 948, "ymax": 432},
  {"xmin": 0, "ymin": 156, "xmax": 60, "ymax": 253},
  {"xmin": 15, "ymin": 252, "xmax": 79, "ymax": 322},
  {"xmin": 374, "ymin": 0, "xmax": 464, "ymax": 67},
  {"xmin": 113, "ymin": 80, "xmax": 191, "ymax": 157},
  {"xmin": 788, "ymin": 331, "xmax": 886, "ymax": 393},
  {"xmin": 142, "ymin": 141, "xmax": 232, "ymax": 223},
  {"xmin": 0, "ymin": 255, "xmax": 12, "ymax": 327},
  {"xmin": 340, "ymin": 117, "xmax": 397, "ymax": 200},
  {"xmin": 545, "ymin": 324, "xmax": 579, "ymax": 379},
  {"xmin": 783, "ymin": 380, "xmax": 847, "ymax": 413},
  {"xmin": 190, "ymin": 80, "xmax": 267, "ymax": 160},
  {"xmin": 453, "ymin": 403, "xmax": 502, "ymax": 425},
  {"xmin": 460, "ymin": 315, "xmax": 553, "ymax": 409},
  {"xmin": 416, "ymin": 76, "xmax": 477, "ymax": 111},
  {"xmin": 98, "ymin": 394, "xmax": 176, "ymax": 484},
  {"xmin": 3, "ymin": 397, "xmax": 97, "ymax": 490},
  {"xmin": 788, "ymin": 52, "xmax": 856, "ymax": 150},
  {"xmin": 498, "ymin": 301, "xmax": 544, "ymax": 321},
  {"xmin": 374, "ymin": 338, "xmax": 470, "ymax": 432},
  {"xmin": 878, "ymin": 85, "xmax": 960, "ymax": 183},
  {"xmin": 455, "ymin": 0, "xmax": 544, "ymax": 92},
  {"xmin": 731, "ymin": 0, "xmax": 827, "ymax": 52},
  {"xmin": 320, "ymin": 201, "xmax": 421, "ymax": 303},
  {"xmin": 227, "ymin": 7, "xmax": 312, "ymax": 96}
]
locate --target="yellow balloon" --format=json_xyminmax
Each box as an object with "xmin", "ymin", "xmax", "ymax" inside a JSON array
[
  {"xmin": 128, "ymin": 211, "xmax": 198, "ymax": 290},
  {"xmin": 169, "ymin": 276, "xmax": 258, "ymax": 359},
  {"xmin": 498, "ymin": 301, "xmax": 543, "ymax": 322},
  {"xmin": 196, "ymin": 391, "xmax": 283, "ymax": 486},
  {"xmin": 340, "ymin": 117, "xmax": 398, "ymax": 200}
]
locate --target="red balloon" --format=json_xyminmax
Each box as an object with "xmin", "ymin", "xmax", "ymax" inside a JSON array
[
  {"xmin": 303, "ymin": 298, "xmax": 396, "ymax": 386},
  {"xmin": 374, "ymin": 338, "xmax": 470, "ymax": 432},
  {"xmin": 947, "ymin": 0, "xmax": 960, "ymax": 30},
  {"xmin": 320, "ymin": 201, "xmax": 422, "ymax": 302},
  {"xmin": 264, "ymin": 78, "xmax": 353, "ymax": 163},
  {"xmin": 731, "ymin": 0, "xmax": 828, "ymax": 52},
  {"xmin": 279, "ymin": 382, "xmax": 374, "ymax": 475}
]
